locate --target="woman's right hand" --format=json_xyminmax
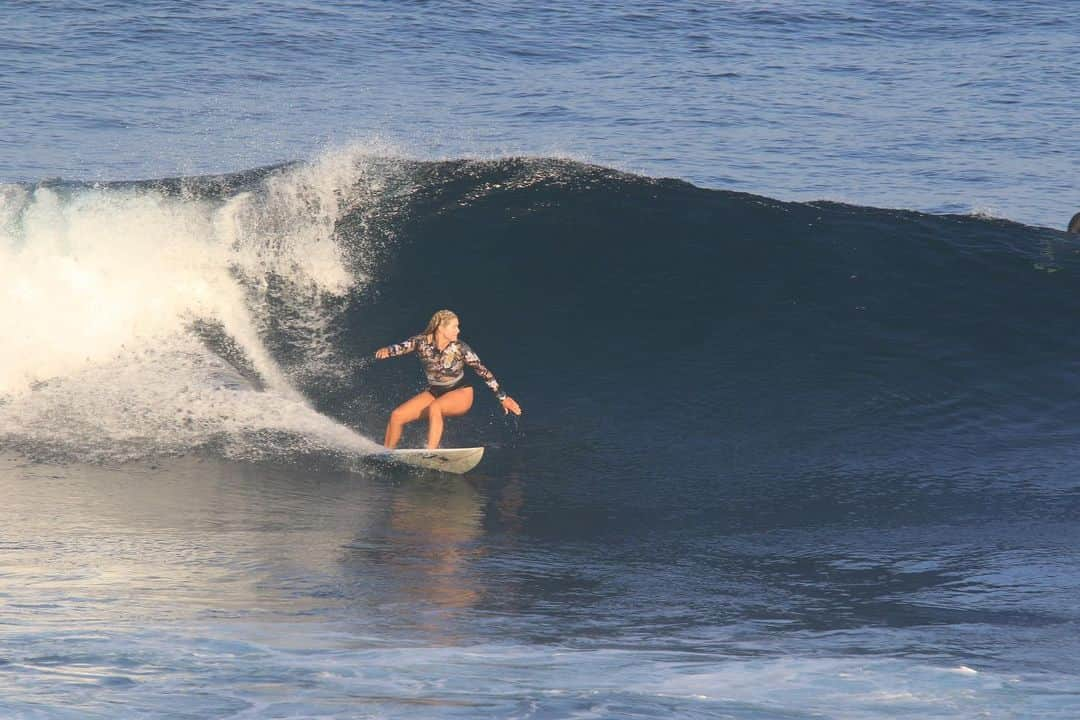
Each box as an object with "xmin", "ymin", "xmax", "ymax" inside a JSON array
[
  {"xmin": 500, "ymin": 396, "xmax": 523, "ymax": 416},
  {"xmin": 375, "ymin": 348, "xmax": 389, "ymax": 360}
]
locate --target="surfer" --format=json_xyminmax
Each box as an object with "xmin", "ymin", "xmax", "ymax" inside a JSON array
[
  {"xmin": 375, "ymin": 309, "xmax": 522, "ymax": 449},
  {"xmin": 1069, "ymin": 212, "xmax": 1080, "ymax": 234}
]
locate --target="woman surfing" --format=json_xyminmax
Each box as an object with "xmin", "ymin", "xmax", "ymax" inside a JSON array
[{"xmin": 375, "ymin": 309, "xmax": 522, "ymax": 449}]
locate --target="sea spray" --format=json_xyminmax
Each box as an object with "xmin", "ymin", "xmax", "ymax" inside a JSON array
[{"xmin": 0, "ymin": 148, "xmax": 403, "ymax": 461}]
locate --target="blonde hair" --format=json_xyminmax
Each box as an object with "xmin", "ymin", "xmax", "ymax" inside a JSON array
[{"xmin": 424, "ymin": 309, "xmax": 458, "ymax": 337}]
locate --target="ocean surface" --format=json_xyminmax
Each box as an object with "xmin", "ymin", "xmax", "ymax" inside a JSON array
[{"xmin": 2, "ymin": 2, "xmax": 1080, "ymax": 719}]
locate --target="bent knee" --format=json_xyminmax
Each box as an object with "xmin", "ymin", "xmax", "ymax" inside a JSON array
[{"xmin": 390, "ymin": 408, "xmax": 414, "ymax": 424}]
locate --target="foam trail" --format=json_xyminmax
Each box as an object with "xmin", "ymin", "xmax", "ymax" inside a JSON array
[{"xmin": 0, "ymin": 336, "xmax": 381, "ymax": 463}]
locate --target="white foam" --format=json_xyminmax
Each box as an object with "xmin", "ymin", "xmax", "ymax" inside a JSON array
[{"xmin": 0, "ymin": 148, "xmax": 394, "ymax": 461}]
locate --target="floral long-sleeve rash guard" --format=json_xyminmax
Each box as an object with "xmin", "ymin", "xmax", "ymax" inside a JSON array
[{"xmin": 383, "ymin": 335, "xmax": 507, "ymax": 401}]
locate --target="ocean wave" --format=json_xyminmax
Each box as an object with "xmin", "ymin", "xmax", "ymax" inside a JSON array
[{"xmin": 3, "ymin": 150, "xmax": 1079, "ymax": 473}]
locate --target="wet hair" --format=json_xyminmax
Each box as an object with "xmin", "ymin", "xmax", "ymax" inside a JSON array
[
  {"xmin": 424, "ymin": 309, "xmax": 458, "ymax": 337},
  {"xmin": 1069, "ymin": 212, "xmax": 1080, "ymax": 234}
]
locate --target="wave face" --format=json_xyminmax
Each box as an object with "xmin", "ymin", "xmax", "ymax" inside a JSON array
[{"xmin": 3, "ymin": 153, "xmax": 1080, "ymax": 493}]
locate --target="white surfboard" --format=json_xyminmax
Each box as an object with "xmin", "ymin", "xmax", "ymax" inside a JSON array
[{"xmin": 377, "ymin": 447, "xmax": 484, "ymax": 474}]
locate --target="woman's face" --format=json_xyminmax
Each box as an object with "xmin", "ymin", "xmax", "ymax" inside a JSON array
[{"xmin": 440, "ymin": 317, "xmax": 460, "ymax": 342}]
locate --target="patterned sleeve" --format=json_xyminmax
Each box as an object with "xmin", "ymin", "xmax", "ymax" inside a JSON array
[
  {"xmin": 383, "ymin": 335, "xmax": 419, "ymax": 358},
  {"xmin": 461, "ymin": 342, "xmax": 507, "ymax": 401}
]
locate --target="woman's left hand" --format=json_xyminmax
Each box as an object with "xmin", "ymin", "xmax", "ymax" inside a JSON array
[{"xmin": 501, "ymin": 396, "xmax": 522, "ymax": 416}]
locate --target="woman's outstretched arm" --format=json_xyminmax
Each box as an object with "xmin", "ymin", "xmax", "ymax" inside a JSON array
[{"xmin": 375, "ymin": 336, "xmax": 418, "ymax": 360}]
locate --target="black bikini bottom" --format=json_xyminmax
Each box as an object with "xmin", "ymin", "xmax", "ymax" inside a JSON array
[{"xmin": 428, "ymin": 378, "xmax": 469, "ymax": 398}]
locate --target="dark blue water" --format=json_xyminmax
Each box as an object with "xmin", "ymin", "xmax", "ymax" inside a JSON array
[{"xmin": 2, "ymin": 2, "xmax": 1080, "ymax": 718}]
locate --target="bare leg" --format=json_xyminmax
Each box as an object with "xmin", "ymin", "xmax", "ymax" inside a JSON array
[
  {"xmin": 426, "ymin": 387, "xmax": 474, "ymax": 449},
  {"xmin": 384, "ymin": 391, "xmax": 435, "ymax": 448}
]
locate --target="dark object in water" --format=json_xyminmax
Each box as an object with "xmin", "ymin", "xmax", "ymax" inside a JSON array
[{"xmin": 1069, "ymin": 212, "xmax": 1080, "ymax": 234}]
